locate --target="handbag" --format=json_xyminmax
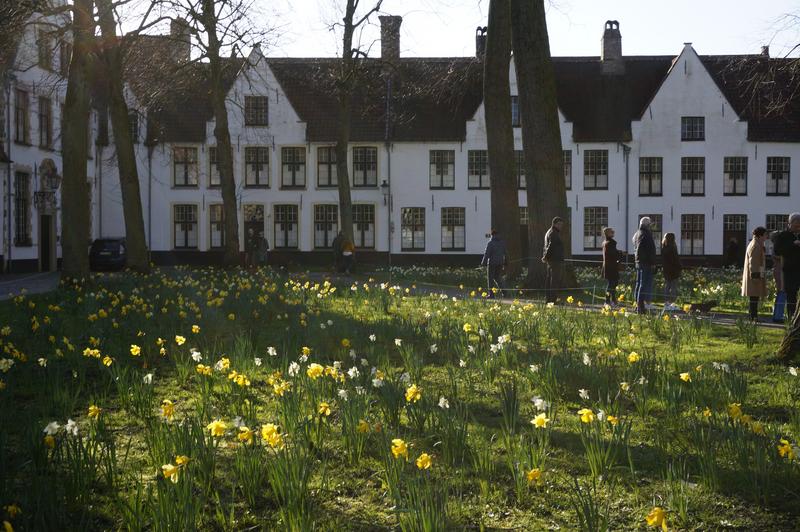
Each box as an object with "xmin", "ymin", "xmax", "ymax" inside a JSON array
[{"xmin": 773, "ymin": 290, "xmax": 786, "ymax": 322}]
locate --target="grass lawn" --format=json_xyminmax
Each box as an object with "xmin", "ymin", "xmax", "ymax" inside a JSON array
[{"xmin": 0, "ymin": 266, "xmax": 798, "ymax": 531}]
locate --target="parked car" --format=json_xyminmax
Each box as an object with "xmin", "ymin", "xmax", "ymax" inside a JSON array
[{"xmin": 89, "ymin": 238, "xmax": 127, "ymax": 271}]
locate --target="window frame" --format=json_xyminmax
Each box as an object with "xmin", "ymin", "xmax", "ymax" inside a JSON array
[
  {"xmin": 353, "ymin": 204, "xmax": 376, "ymax": 249},
  {"xmin": 173, "ymin": 204, "xmax": 199, "ymax": 249},
  {"xmin": 209, "ymin": 204, "xmax": 225, "ymax": 249},
  {"xmin": 244, "ymin": 95, "xmax": 268, "ymax": 126},
  {"xmin": 317, "ymin": 146, "xmax": 338, "ymax": 188},
  {"xmin": 440, "ymin": 207, "xmax": 466, "ymax": 251},
  {"xmin": 766, "ymin": 156, "xmax": 790, "ymax": 196},
  {"xmin": 564, "ymin": 150, "xmax": 572, "ymax": 190},
  {"xmin": 681, "ymin": 116, "xmax": 705, "ymax": 141},
  {"xmin": 583, "ymin": 206, "xmax": 608, "ymax": 251},
  {"xmin": 244, "ymin": 146, "xmax": 270, "ymax": 188},
  {"xmin": 429, "ymin": 149, "xmax": 455, "ymax": 189},
  {"xmin": 14, "ymin": 88, "xmax": 29, "ymax": 145},
  {"xmin": 313, "ymin": 204, "xmax": 339, "ymax": 249},
  {"xmin": 467, "ymin": 150, "xmax": 490, "ymax": 189},
  {"xmin": 38, "ymin": 96, "xmax": 52, "ymax": 149},
  {"xmin": 352, "ymin": 146, "xmax": 378, "ymax": 187},
  {"xmin": 638, "ymin": 157, "xmax": 663, "ymax": 196},
  {"xmin": 280, "ymin": 146, "xmax": 306, "ymax": 189},
  {"xmin": 401, "ymin": 207, "xmax": 426, "ymax": 251},
  {"xmin": 274, "ymin": 204, "xmax": 299, "ymax": 249},
  {"xmin": 37, "ymin": 30, "xmax": 53, "ymax": 71},
  {"xmin": 583, "ymin": 150, "xmax": 608, "ymax": 190},
  {"xmin": 511, "ymin": 95, "xmax": 520, "ymax": 127},
  {"xmin": 681, "ymin": 157, "xmax": 705, "ymax": 196},
  {"xmin": 172, "ymin": 147, "xmax": 199, "ymax": 187},
  {"xmin": 516, "ymin": 150, "xmax": 526, "ymax": 189},
  {"xmin": 14, "ymin": 172, "xmax": 31, "ymax": 247},
  {"xmin": 680, "ymin": 214, "xmax": 705, "ymax": 256},
  {"xmin": 723, "ymin": 156, "xmax": 748, "ymax": 196}
]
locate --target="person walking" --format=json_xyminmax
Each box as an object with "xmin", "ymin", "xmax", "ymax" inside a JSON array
[
  {"xmin": 742, "ymin": 227, "xmax": 768, "ymax": 321},
  {"xmin": 601, "ymin": 227, "xmax": 621, "ymax": 305},
  {"xmin": 542, "ymin": 217, "xmax": 565, "ymax": 304},
  {"xmin": 771, "ymin": 230, "xmax": 786, "ymax": 323},
  {"xmin": 481, "ymin": 230, "xmax": 508, "ymax": 298},
  {"xmin": 632, "ymin": 217, "xmax": 656, "ymax": 314},
  {"xmin": 661, "ymin": 232, "xmax": 682, "ymax": 310},
  {"xmin": 774, "ymin": 213, "xmax": 800, "ymax": 320}
]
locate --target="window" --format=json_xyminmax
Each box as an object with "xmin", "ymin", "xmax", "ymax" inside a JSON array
[
  {"xmin": 245, "ymin": 147, "xmax": 269, "ymax": 187},
  {"xmin": 59, "ymin": 41, "xmax": 72, "ymax": 77},
  {"xmin": 173, "ymin": 147, "xmax": 198, "ymax": 187},
  {"xmin": 723, "ymin": 157, "xmax": 747, "ymax": 196},
  {"xmin": 281, "ymin": 147, "xmax": 306, "ymax": 188},
  {"xmin": 353, "ymin": 147, "xmax": 378, "ymax": 187},
  {"xmin": 317, "ymin": 146, "xmax": 337, "ymax": 187},
  {"xmin": 766, "ymin": 214, "xmax": 787, "ymax": 233},
  {"xmin": 209, "ymin": 204, "xmax": 224, "ymax": 248},
  {"xmin": 243, "ymin": 205, "xmax": 265, "ymax": 245},
  {"xmin": 274, "ymin": 205, "xmax": 298, "ymax": 249},
  {"xmin": 208, "ymin": 147, "xmax": 221, "ymax": 187},
  {"xmin": 767, "ymin": 157, "xmax": 790, "ymax": 196},
  {"xmin": 15, "ymin": 89, "xmax": 29, "ymax": 144},
  {"xmin": 173, "ymin": 205, "xmax": 198, "ymax": 249},
  {"xmin": 314, "ymin": 205, "xmax": 338, "ymax": 249},
  {"xmin": 516, "ymin": 150, "xmax": 526, "ymax": 189},
  {"xmin": 353, "ymin": 204, "xmax": 375, "ymax": 249},
  {"xmin": 129, "ymin": 111, "xmax": 139, "ymax": 144},
  {"xmin": 519, "ymin": 206, "xmax": 529, "ymax": 226},
  {"xmin": 583, "ymin": 150, "xmax": 608, "ymax": 190},
  {"xmin": 38, "ymin": 96, "xmax": 52, "ymax": 148},
  {"xmin": 641, "ymin": 214, "xmax": 663, "ymax": 254},
  {"xmin": 564, "ymin": 150, "xmax": 572, "ymax": 190},
  {"xmin": 639, "ymin": 157, "xmax": 662, "ymax": 196},
  {"xmin": 441, "ymin": 207, "xmax": 465, "ymax": 251},
  {"xmin": 401, "ymin": 207, "xmax": 426, "ymax": 251},
  {"xmin": 244, "ymin": 96, "xmax": 268, "ymax": 126},
  {"xmin": 468, "ymin": 150, "xmax": 489, "ymax": 189},
  {"xmin": 681, "ymin": 157, "xmax": 704, "ymax": 196},
  {"xmin": 681, "ymin": 116, "xmax": 705, "ymax": 141},
  {"xmin": 14, "ymin": 172, "xmax": 31, "ymax": 247},
  {"xmin": 511, "ymin": 96, "xmax": 520, "ymax": 127},
  {"xmin": 37, "ymin": 31, "xmax": 53, "ymax": 70},
  {"xmin": 583, "ymin": 207, "xmax": 607, "ymax": 251},
  {"xmin": 724, "ymin": 214, "xmax": 747, "ymax": 232},
  {"xmin": 681, "ymin": 214, "xmax": 704, "ymax": 255},
  {"xmin": 430, "ymin": 150, "xmax": 455, "ymax": 189}
]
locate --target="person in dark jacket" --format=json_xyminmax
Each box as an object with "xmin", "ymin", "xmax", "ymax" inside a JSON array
[
  {"xmin": 632, "ymin": 217, "xmax": 656, "ymax": 314},
  {"xmin": 661, "ymin": 232, "xmax": 681, "ymax": 310},
  {"xmin": 331, "ymin": 231, "xmax": 345, "ymax": 273},
  {"xmin": 542, "ymin": 217, "xmax": 565, "ymax": 304},
  {"xmin": 773, "ymin": 213, "xmax": 800, "ymax": 319},
  {"xmin": 601, "ymin": 227, "xmax": 621, "ymax": 305},
  {"xmin": 481, "ymin": 230, "xmax": 508, "ymax": 298}
]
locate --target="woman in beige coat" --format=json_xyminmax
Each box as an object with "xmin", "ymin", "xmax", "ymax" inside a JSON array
[{"xmin": 742, "ymin": 227, "xmax": 769, "ymax": 320}]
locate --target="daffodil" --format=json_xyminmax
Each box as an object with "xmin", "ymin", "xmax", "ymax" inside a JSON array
[
  {"xmin": 191, "ymin": 324, "xmax": 200, "ymax": 333},
  {"xmin": 526, "ymin": 467, "xmax": 542, "ymax": 485},
  {"xmin": 391, "ymin": 438, "xmax": 408, "ymax": 459},
  {"xmin": 175, "ymin": 455, "xmax": 190, "ymax": 466},
  {"xmin": 531, "ymin": 413, "xmax": 550, "ymax": 429},
  {"xmin": 727, "ymin": 402, "xmax": 742, "ymax": 420},
  {"xmin": 318, "ymin": 402, "xmax": 331, "ymax": 416},
  {"xmin": 307, "ymin": 363, "xmax": 323, "ymax": 380},
  {"xmin": 261, "ymin": 423, "xmax": 284, "ymax": 449},
  {"xmin": 415, "ymin": 452, "xmax": 432, "ymax": 470},
  {"xmin": 357, "ymin": 419, "xmax": 370, "ymax": 433},
  {"xmin": 645, "ymin": 506, "xmax": 667, "ymax": 531},
  {"xmin": 87, "ymin": 405, "xmax": 102, "ymax": 419},
  {"xmin": 679, "ymin": 372, "xmax": 691, "ymax": 382},
  {"xmin": 162, "ymin": 463, "xmax": 180, "ymax": 483},
  {"xmin": 207, "ymin": 419, "xmax": 227, "ymax": 437},
  {"xmin": 237, "ymin": 426, "xmax": 254, "ymax": 444},
  {"xmin": 405, "ymin": 384, "xmax": 422, "ymax": 403},
  {"xmin": 577, "ymin": 408, "xmax": 595, "ymax": 423},
  {"xmin": 627, "ymin": 351, "xmax": 640, "ymax": 363},
  {"xmin": 175, "ymin": 335, "xmax": 186, "ymax": 346},
  {"xmin": 129, "ymin": 344, "xmax": 141, "ymax": 357},
  {"xmin": 778, "ymin": 439, "xmax": 796, "ymax": 460}
]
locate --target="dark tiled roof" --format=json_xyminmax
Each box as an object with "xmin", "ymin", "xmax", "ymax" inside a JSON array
[
  {"xmin": 266, "ymin": 57, "xmax": 484, "ymax": 142},
  {"xmin": 701, "ymin": 55, "xmax": 800, "ymax": 142}
]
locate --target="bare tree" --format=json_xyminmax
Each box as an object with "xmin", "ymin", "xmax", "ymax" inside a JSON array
[
  {"xmin": 483, "ymin": 0, "xmax": 521, "ymax": 280},
  {"xmin": 510, "ymin": 0, "xmax": 569, "ymax": 287},
  {"xmin": 61, "ymin": 0, "xmax": 95, "ymax": 278},
  {"xmin": 332, "ymin": 0, "xmax": 383, "ymax": 247}
]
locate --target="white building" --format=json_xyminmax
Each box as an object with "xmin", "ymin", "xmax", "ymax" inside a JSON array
[{"xmin": 3, "ymin": 11, "xmax": 799, "ymax": 271}]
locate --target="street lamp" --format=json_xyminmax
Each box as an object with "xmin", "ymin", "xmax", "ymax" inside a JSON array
[{"xmin": 380, "ymin": 179, "xmax": 389, "ymax": 205}]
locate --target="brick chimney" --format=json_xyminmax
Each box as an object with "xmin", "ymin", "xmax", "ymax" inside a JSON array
[
  {"xmin": 601, "ymin": 20, "xmax": 624, "ymax": 75},
  {"xmin": 170, "ymin": 18, "xmax": 191, "ymax": 62},
  {"xmin": 475, "ymin": 26, "xmax": 487, "ymax": 57},
  {"xmin": 379, "ymin": 15, "xmax": 402, "ymax": 63}
]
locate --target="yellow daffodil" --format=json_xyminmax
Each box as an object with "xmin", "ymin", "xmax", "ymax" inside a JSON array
[
  {"xmin": 627, "ymin": 352, "xmax": 640, "ymax": 363},
  {"xmin": 391, "ymin": 438, "xmax": 408, "ymax": 460},
  {"xmin": 87, "ymin": 405, "xmax": 102, "ymax": 419},
  {"xmin": 566, "ymin": 296, "xmax": 574, "ymax": 304},
  {"xmin": 679, "ymin": 372, "xmax": 691, "ymax": 382},
  {"xmin": 175, "ymin": 455, "xmax": 190, "ymax": 466},
  {"xmin": 237, "ymin": 426, "xmax": 254, "ymax": 444},
  {"xmin": 102, "ymin": 356, "xmax": 113, "ymax": 367},
  {"xmin": 161, "ymin": 463, "xmax": 180, "ymax": 483},
  {"xmin": 577, "ymin": 408, "xmax": 595, "ymax": 423},
  {"xmin": 703, "ymin": 407, "xmax": 712, "ymax": 418},
  {"xmin": 191, "ymin": 324, "xmax": 200, "ymax": 333},
  {"xmin": 645, "ymin": 506, "xmax": 668, "ymax": 530},
  {"xmin": 415, "ymin": 452, "xmax": 432, "ymax": 470},
  {"xmin": 531, "ymin": 413, "xmax": 550, "ymax": 429},
  {"xmin": 318, "ymin": 402, "xmax": 331, "ymax": 416},
  {"xmin": 357, "ymin": 419, "xmax": 370, "ymax": 433},
  {"xmin": 307, "ymin": 363, "xmax": 323, "ymax": 380},
  {"xmin": 3, "ymin": 520, "xmax": 12, "ymax": 532},
  {"xmin": 160, "ymin": 399, "xmax": 175, "ymax": 420},
  {"xmin": 301, "ymin": 346, "xmax": 312, "ymax": 356},
  {"xmin": 341, "ymin": 338, "xmax": 351, "ymax": 348},
  {"xmin": 261, "ymin": 423, "xmax": 284, "ymax": 449},
  {"xmin": 206, "ymin": 419, "xmax": 226, "ymax": 437},
  {"xmin": 462, "ymin": 323, "xmax": 473, "ymax": 333},
  {"xmin": 405, "ymin": 384, "xmax": 422, "ymax": 403},
  {"xmin": 526, "ymin": 467, "xmax": 542, "ymax": 485},
  {"xmin": 43, "ymin": 435, "xmax": 55, "ymax": 449},
  {"xmin": 129, "ymin": 344, "xmax": 141, "ymax": 356},
  {"xmin": 175, "ymin": 335, "xmax": 186, "ymax": 346},
  {"xmin": 3, "ymin": 504, "xmax": 21, "ymax": 519},
  {"xmin": 727, "ymin": 402, "xmax": 742, "ymax": 420},
  {"xmin": 607, "ymin": 415, "xmax": 619, "ymax": 426},
  {"xmin": 778, "ymin": 439, "xmax": 795, "ymax": 460},
  {"xmin": 227, "ymin": 313, "xmax": 235, "ymax": 321}
]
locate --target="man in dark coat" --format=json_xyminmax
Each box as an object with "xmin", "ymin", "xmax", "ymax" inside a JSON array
[
  {"xmin": 481, "ymin": 230, "xmax": 508, "ymax": 298},
  {"xmin": 774, "ymin": 213, "xmax": 800, "ymax": 319},
  {"xmin": 542, "ymin": 217, "xmax": 565, "ymax": 304},
  {"xmin": 632, "ymin": 217, "xmax": 656, "ymax": 314}
]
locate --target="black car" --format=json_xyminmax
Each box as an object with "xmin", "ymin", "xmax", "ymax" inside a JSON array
[{"xmin": 90, "ymin": 238, "xmax": 127, "ymax": 271}]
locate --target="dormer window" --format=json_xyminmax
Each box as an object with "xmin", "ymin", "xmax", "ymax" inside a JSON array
[
  {"xmin": 37, "ymin": 31, "xmax": 53, "ymax": 71},
  {"xmin": 681, "ymin": 116, "xmax": 704, "ymax": 141},
  {"xmin": 244, "ymin": 96, "xmax": 268, "ymax": 126}
]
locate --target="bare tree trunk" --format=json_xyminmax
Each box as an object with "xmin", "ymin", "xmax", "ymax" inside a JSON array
[
  {"xmin": 484, "ymin": 0, "xmax": 520, "ymax": 280},
  {"xmin": 97, "ymin": 0, "xmax": 150, "ymax": 272},
  {"xmin": 61, "ymin": 0, "xmax": 94, "ymax": 278},
  {"xmin": 510, "ymin": 0, "xmax": 568, "ymax": 288},
  {"xmin": 335, "ymin": 2, "xmax": 358, "ymax": 245},
  {"xmin": 201, "ymin": 0, "xmax": 240, "ymax": 267},
  {"xmin": 777, "ymin": 306, "xmax": 800, "ymax": 360}
]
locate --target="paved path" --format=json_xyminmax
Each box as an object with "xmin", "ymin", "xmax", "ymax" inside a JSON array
[{"xmin": 0, "ymin": 272, "xmax": 60, "ymax": 300}]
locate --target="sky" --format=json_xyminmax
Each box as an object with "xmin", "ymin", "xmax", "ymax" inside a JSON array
[{"xmin": 263, "ymin": 0, "xmax": 800, "ymax": 59}]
